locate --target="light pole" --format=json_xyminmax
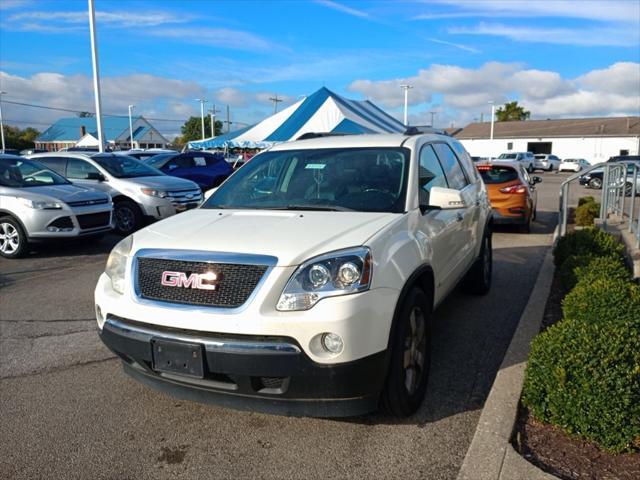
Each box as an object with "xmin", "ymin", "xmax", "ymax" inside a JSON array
[
  {"xmin": 429, "ymin": 111, "xmax": 437, "ymax": 128},
  {"xmin": 489, "ymin": 101, "xmax": 495, "ymax": 141},
  {"xmin": 209, "ymin": 105, "xmax": 220, "ymax": 138},
  {"xmin": 400, "ymin": 84, "xmax": 413, "ymax": 126},
  {"xmin": 128, "ymin": 104, "xmax": 135, "ymax": 149},
  {"xmin": 195, "ymin": 98, "xmax": 207, "ymax": 140},
  {"xmin": 88, "ymin": 0, "xmax": 105, "ymax": 152},
  {"xmin": 0, "ymin": 91, "xmax": 6, "ymax": 152}
]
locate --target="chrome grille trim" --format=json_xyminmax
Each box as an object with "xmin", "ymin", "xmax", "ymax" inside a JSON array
[{"xmin": 166, "ymin": 188, "xmax": 203, "ymax": 206}]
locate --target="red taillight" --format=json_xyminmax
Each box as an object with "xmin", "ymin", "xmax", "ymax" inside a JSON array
[
  {"xmin": 499, "ymin": 184, "xmax": 527, "ymax": 194},
  {"xmin": 477, "ymin": 165, "xmax": 492, "ymax": 171}
]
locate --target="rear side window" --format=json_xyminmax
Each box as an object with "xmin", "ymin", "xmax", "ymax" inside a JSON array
[
  {"xmin": 432, "ymin": 143, "xmax": 468, "ymax": 190},
  {"xmin": 67, "ymin": 158, "xmax": 101, "ymax": 179},
  {"xmin": 477, "ymin": 165, "xmax": 519, "ymax": 184},
  {"xmin": 449, "ymin": 140, "xmax": 477, "ymax": 182},
  {"xmin": 37, "ymin": 157, "xmax": 67, "ymax": 176}
]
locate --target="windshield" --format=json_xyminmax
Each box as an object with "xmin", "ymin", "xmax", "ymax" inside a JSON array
[
  {"xmin": 0, "ymin": 157, "xmax": 71, "ymax": 188},
  {"xmin": 93, "ymin": 154, "xmax": 162, "ymax": 178},
  {"xmin": 498, "ymin": 153, "xmax": 517, "ymax": 159},
  {"xmin": 146, "ymin": 153, "xmax": 177, "ymax": 168},
  {"xmin": 203, "ymin": 147, "xmax": 410, "ymax": 213}
]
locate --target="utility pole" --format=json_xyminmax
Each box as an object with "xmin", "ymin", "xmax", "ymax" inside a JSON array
[
  {"xmin": 489, "ymin": 101, "xmax": 495, "ymax": 141},
  {"xmin": 480, "ymin": 112, "xmax": 484, "ymax": 123},
  {"xmin": 0, "ymin": 91, "xmax": 6, "ymax": 152},
  {"xmin": 226, "ymin": 105, "xmax": 230, "ymax": 133},
  {"xmin": 400, "ymin": 84, "xmax": 413, "ymax": 126},
  {"xmin": 88, "ymin": 0, "xmax": 105, "ymax": 152},
  {"xmin": 195, "ymin": 98, "xmax": 207, "ymax": 140},
  {"xmin": 128, "ymin": 104, "xmax": 135, "ymax": 149},
  {"xmin": 209, "ymin": 104, "xmax": 220, "ymax": 138},
  {"xmin": 269, "ymin": 94, "xmax": 283, "ymax": 114},
  {"xmin": 429, "ymin": 111, "xmax": 436, "ymax": 128}
]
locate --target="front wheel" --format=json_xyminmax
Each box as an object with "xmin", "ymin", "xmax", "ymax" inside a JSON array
[
  {"xmin": 114, "ymin": 200, "xmax": 143, "ymax": 235},
  {"xmin": 588, "ymin": 178, "xmax": 602, "ymax": 189},
  {"xmin": 0, "ymin": 216, "xmax": 28, "ymax": 259},
  {"xmin": 381, "ymin": 287, "xmax": 432, "ymax": 417},
  {"xmin": 527, "ymin": 164, "xmax": 534, "ymax": 173}
]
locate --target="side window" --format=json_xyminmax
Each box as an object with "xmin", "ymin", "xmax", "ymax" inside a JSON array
[
  {"xmin": 449, "ymin": 140, "xmax": 478, "ymax": 182},
  {"xmin": 175, "ymin": 156, "xmax": 194, "ymax": 168},
  {"xmin": 432, "ymin": 143, "xmax": 469, "ymax": 191},
  {"xmin": 36, "ymin": 157, "xmax": 67, "ymax": 175},
  {"xmin": 192, "ymin": 156, "xmax": 208, "ymax": 167},
  {"xmin": 418, "ymin": 145, "xmax": 448, "ymax": 205},
  {"xmin": 66, "ymin": 158, "xmax": 100, "ymax": 180}
]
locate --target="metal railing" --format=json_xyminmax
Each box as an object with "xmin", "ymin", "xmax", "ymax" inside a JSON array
[{"xmin": 559, "ymin": 160, "xmax": 640, "ymax": 248}]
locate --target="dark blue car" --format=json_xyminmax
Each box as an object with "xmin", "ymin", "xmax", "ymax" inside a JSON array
[{"xmin": 146, "ymin": 151, "xmax": 233, "ymax": 190}]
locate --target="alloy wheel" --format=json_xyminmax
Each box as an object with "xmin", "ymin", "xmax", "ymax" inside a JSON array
[
  {"xmin": 115, "ymin": 206, "xmax": 135, "ymax": 232},
  {"xmin": 404, "ymin": 306, "xmax": 427, "ymax": 395},
  {"xmin": 0, "ymin": 222, "xmax": 20, "ymax": 255}
]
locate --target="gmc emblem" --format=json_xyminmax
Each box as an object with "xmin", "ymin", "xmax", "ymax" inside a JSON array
[{"xmin": 161, "ymin": 271, "xmax": 221, "ymax": 290}]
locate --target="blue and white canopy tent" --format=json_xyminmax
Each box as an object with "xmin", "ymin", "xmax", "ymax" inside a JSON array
[{"xmin": 187, "ymin": 87, "xmax": 405, "ymax": 150}]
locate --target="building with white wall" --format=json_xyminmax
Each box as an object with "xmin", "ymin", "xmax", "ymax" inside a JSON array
[{"xmin": 455, "ymin": 117, "xmax": 639, "ymax": 164}]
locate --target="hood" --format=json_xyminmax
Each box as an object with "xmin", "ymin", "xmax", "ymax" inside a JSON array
[
  {"xmin": 13, "ymin": 184, "xmax": 109, "ymax": 204},
  {"xmin": 132, "ymin": 209, "xmax": 401, "ymax": 266},
  {"xmin": 122, "ymin": 175, "xmax": 199, "ymax": 191}
]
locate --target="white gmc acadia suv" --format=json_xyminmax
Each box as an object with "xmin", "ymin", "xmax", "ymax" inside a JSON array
[{"xmin": 95, "ymin": 131, "xmax": 493, "ymax": 417}]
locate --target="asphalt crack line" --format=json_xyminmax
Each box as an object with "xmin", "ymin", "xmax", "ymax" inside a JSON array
[{"xmin": 0, "ymin": 356, "xmax": 118, "ymax": 381}]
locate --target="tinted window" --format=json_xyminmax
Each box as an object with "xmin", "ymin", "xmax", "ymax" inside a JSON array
[
  {"xmin": 477, "ymin": 165, "xmax": 519, "ymax": 184},
  {"xmin": 173, "ymin": 155, "xmax": 194, "ymax": 168},
  {"xmin": 36, "ymin": 157, "xmax": 67, "ymax": 175},
  {"xmin": 0, "ymin": 158, "xmax": 70, "ymax": 188},
  {"xmin": 418, "ymin": 145, "xmax": 448, "ymax": 205},
  {"xmin": 432, "ymin": 143, "xmax": 468, "ymax": 190},
  {"xmin": 93, "ymin": 155, "xmax": 161, "ymax": 178},
  {"xmin": 147, "ymin": 153, "xmax": 177, "ymax": 168},
  {"xmin": 204, "ymin": 148, "xmax": 409, "ymax": 213},
  {"xmin": 498, "ymin": 153, "xmax": 517, "ymax": 160},
  {"xmin": 449, "ymin": 139, "xmax": 477, "ymax": 181},
  {"xmin": 66, "ymin": 158, "xmax": 101, "ymax": 179}
]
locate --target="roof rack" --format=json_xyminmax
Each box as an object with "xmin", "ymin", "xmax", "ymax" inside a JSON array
[
  {"xmin": 296, "ymin": 132, "xmax": 353, "ymax": 140},
  {"xmin": 403, "ymin": 126, "xmax": 449, "ymax": 136}
]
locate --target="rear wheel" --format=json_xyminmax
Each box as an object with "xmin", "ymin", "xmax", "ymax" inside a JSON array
[
  {"xmin": 0, "ymin": 216, "xmax": 28, "ymax": 259},
  {"xmin": 461, "ymin": 232, "xmax": 492, "ymax": 295},
  {"xmin": 381, "ymin": 287, "xmax": 432, "ymax": 417},
  {"xmin": 527, "ymin": 163, "xmax": 534, "ymax": 173},
  {"xmin": 520, "ymin": 213, "xmax": 532, "ymax": 233},
  {"xmin": 114, "ymin": 200, "xmax": 143, "ymax": 235}
]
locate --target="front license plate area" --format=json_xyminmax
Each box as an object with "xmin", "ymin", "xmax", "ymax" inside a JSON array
[{"xmin": 152, "ymin": 339, "xmax": 204, "ymax": 378}]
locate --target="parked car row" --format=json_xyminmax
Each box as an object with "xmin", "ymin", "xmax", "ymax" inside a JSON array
[
  {"xmin": 579, "ymin": 157, "xmax": 640, "ymax": 195},
  {"xmin": 476, "ymin": 152, "xmax": 592, "ymax": 173}
]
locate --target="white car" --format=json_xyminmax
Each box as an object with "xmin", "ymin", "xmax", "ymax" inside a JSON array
[
  {"xmin": 533, "ymin": 154, "xmax": 561, "ymax": 171},
  {"xmin": 29, "ymin": 152, "xmax": 202, "ymax": 235},
  {"xmin": 496, "ymin": 152, "xmax": 535, "ymax": 173},
  {"xmin": 559, "ymin": 158, "xmax": 590, "ymax": 172},
  {"xmin": 95, "ymin": 132, "xmax": 493, "ymax": 417}
]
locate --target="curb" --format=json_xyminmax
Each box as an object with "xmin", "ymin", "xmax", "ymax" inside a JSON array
[{"xmin": 457, "ymin": 235, "xmax": 556, "ymax": 480}]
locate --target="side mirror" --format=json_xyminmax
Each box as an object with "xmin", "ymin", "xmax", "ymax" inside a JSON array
[
  {"xmin": 428, "ymin": 186, "xmax": 466, "ymax": 210},
  {"xmin": 532, "ymin": 176, "xmax": 542, "ymax": 184},
  {"xmin": 86, "ymin": 172, "xmax": 105, "ymax": 181}
]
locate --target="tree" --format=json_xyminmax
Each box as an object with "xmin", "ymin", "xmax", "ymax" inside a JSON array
[
  {"xmin": 78, "ymin": 111, "xmax": 94, "ymax": 118},
  {"xmin": 495, "ymin": 101, "xmax": 531, "ymax": 122},
  {"xmin": 2, "ymin": 125, "xmax": 41, "ymax": 150},
  {"xmin": 178, "ymin": 116, "xmax": 223, "ymax": 145}
]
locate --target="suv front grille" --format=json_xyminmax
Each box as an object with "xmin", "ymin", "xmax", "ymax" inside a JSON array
[
  {"xmin": 67, "ymin": 198, "xmax": 109, "ymax": 207},
  {"xmin": 77, "ymin": 212, "xmax": 111, "ymax": 229},
  {"xmin": 166, "ymin": 188, "xmax": 203, "ymax": 207},
  {"xmin": 137, "ymin": 257, "xmax": 268, "ymax": 308}
]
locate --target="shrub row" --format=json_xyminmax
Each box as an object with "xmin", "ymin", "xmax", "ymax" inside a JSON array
[{"xmin": 523, "ymin": 228, "xmax": 640, "ymax": 453}]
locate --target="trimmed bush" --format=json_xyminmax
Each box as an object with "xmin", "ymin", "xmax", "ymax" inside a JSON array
[
  {"xmin": 575, "ymin": 201, "xmax": 600, "ymax": 227},
  {"xmin": 553, "ymin": 228, "xmax": 625, "ymax": 267},
  {"xmin": 578, "ymin": 195, "xmax": 596, "ymax": 207},
  {"xmin": 558, "ymin": 254, "xmax": 629, "ymax": 292},
  {"xmin": 522, "ymin": 310, "xmax": 640, "ymax": 453}
]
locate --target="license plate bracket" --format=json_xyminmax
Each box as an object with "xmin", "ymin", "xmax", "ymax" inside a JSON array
[{"xmin": 152, "ymin": 338, "xmax": 204, "ymax": 378}]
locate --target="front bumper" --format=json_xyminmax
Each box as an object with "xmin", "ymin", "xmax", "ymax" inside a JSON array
[
  {"xmin": 99, "ymin": 315, "xmax": 387, "ymax": 417},
  {"xmin": 25, "ymin": 206, "xmax": 113, "ymax": 239}
]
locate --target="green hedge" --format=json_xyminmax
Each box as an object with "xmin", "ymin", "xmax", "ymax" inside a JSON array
[
  {"xmin": 578, "ymin": 195, "xmax": 596, "ymax": 207},
  {"xmin": 553, "ymin": 228, "xmax": 624, "ymax": 267},
  {"xmin": 575, "ymin": 201, "xmax": 600, "ymax": 227},
  {"xmin": 524, "ymin": 228, "xmax": 639, "ymax": 453}
]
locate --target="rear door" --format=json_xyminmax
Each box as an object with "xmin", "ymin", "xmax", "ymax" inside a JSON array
[{"xmin": 65, "ymin": 158, "xmax": 110, "ymax": 194}]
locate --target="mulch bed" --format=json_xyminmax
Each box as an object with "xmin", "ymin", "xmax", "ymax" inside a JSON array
[{"xmin": 511, "ymin": 268, "xmax": 640, "ymax": 479}]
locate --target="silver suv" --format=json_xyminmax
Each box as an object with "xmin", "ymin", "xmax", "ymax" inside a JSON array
[
  {"xmin": 497, "ymin": 152, "xmax": 535, "ymax": 172},
  {"xmin": 0, "ymin": 154, "xmax": 113, "ymax": 258},
  {"xmin": 29, "ymin": 152, "xmax": 202, "ymax": 235}
]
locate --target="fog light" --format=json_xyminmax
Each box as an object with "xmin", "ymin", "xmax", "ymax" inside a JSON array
[{"xmin": 321, "ymin": 332, "xmax": 343, "ymax": 354}]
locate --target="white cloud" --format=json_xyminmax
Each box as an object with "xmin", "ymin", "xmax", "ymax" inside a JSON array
[
  {"xmin": 348, "ymin": 61, "xmax": 640, "ymax": 125},
  {"xmin": 449, "ymin": 22, "xmax": 639, "ymax": 47},
  {"xmin": 0, "ymin": 0, "xmax": 32, "ymax": 10},
  {"xmin": 314, "ymin": 0, "xmax": 370, "ymax": 19},
  {"xmin": 427, "ymin": 38, "xmax": 480, "ymax": 54},
  {"xmin": 149, "ymin": 27, "xmax": 286, "ymax": 52}
]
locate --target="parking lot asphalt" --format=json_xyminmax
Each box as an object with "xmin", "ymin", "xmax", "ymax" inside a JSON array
[{"xmin": 1, "ymin": 171, "xmax": 570, "ymax": 480}]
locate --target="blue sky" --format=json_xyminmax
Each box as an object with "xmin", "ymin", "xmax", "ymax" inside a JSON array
[{"xmin": 1, "ymin": 0, "xmax": 639, "ymax": 138}]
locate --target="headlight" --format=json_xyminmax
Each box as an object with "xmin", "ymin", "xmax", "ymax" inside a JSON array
[
  {"xmin": 141, "ymin": 188, "xmax": 168, "ymax": 198},
  {"xmin": 277, "ymin": 247, "xmax": 372, "ymax": 311},
  {"xmin": 19, "ymin": 198, "xmax": 63, "ymax": 210},
  {"xmin": 105, "ymin": 235, "xmax": 133, "ymax": 294}
]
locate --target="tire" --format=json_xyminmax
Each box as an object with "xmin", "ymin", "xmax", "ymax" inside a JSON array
[
  {"xmin": 0, "ymin": 216, "xmax": 28, "ymax": 259},
  {"xmin": 461, "ymin": 231, "xmax": 492, "ymax": 295},
  {"xmin": 520, "ymin": 214, "xmax": 532, "ymax": 234},
  {"xmin": 527, "ymin": 164, "xmax": 534, "ymax": 173},
  {"xmin": 381, "ymin": 287, "xmax": 432, "ymax": 417},
  {"xmin": 547, "ymin": 165, "xmax": 553, "ymax": 172},
  {"xmin": 624, "ymin": 182, "xmax": 633, "ymax": 197},
  {"xmin": 588, "ymin": 178, "xmax": 602, "ymax": 189},
  {"xmin": 114, "ymin": 200, "xmax": 143, "ymax": 235}
]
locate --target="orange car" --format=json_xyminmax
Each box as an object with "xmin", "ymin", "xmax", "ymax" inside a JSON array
[{"xmin": 476, "ymin": 161, "xmax": 541, "ymax": 233}]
